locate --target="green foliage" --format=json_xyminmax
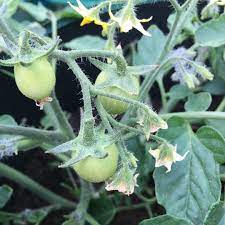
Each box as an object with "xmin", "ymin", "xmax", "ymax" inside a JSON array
[
  {"xmin": 197, "ymin": 126, "xmax": 225, "ymax": 164},
  {"xmin": 155, "ymin": 117, "xmax": 221, "ymax": 225},
  {"xmin": 89, "ymin": 195, "xmax": 116, "ymax": 224},
  {"xmin": 168, "ymin": 84, "xmax": 192, "ymax": 100},
  {"xmin": 0, "ymin": 185, "xmax": 13, "ymax": 208},
  {"xmin": 133, "ymin": 25, "xmax": 166, "ymax": 65},
  {"xmin": 0, "ymin": 0, "xmax": 224, "ymax": 224},
  {"xmin": 204, "ymin": 202, "xmax": 225, "ymax": 225},
  {"xmin": 64, "ymin": 35, "xmax": 106, "ymax": 50},
  {"xmin": 139, "ymin": 215, "xmax": 192, "ymax": 225},
  {"xmin": 184, "ymin": 92, "xmax": 212, "ymax": 112},
  {"xmin": 195, "ymin": 14, "xmax": 225, "ymax": 47}
]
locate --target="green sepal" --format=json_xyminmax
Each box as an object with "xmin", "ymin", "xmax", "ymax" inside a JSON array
[
  {"xmin": 97, "ymin": 68, "xmax": 139, "ymax": 96},
  {"xmin": 0, "ymin": 57, "xmax": 20, "ymax": 67},
  {"xmin": 89, "ymin": 57, "xmax": 157, "ymax": 76},
  {"xmin": 0, "ymin": 30, "xmax": 60, "ymax": 66},
  {"xmin": 17, "ymin": 30, "xmax": 60, "ymax": 64},
  {"xmin": 0, "ymin": 34, "xmax": 18, "ymax": 55},
  {"xmin": 137, "ymin": 107, "xmax": 168, "ymax": 140},
  {"xmin": 127, "ymin": 65, "xmax": 158, "ymax": 76},
  {"xmin": 90, "ymin": 58, "xmax": 139, "ymax": 95},
  {"xmin": 48, "ymin": 130, "xmax": 116, "ymax": 168}
]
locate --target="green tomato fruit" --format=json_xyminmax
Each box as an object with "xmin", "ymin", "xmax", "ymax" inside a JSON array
[
  {"xmin": 14, "ymin": 57, "xmax": 56, "ymax": 101},
  {"xmin": 95, "ymin": 71, "xmax": 139, "ymax": 115},
  {"xmin": 73, "ymin": 144, "xmax": 119, "ymax": 183}
]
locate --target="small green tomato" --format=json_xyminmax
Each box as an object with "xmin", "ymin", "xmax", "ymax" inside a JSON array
[
  {"xmin": 73, "ymin": 144, "xmax": 119, "ymax": 183},
  {"xmin": 95, "ymin": 71, "xmax": 139, "ymax": 115},
  {"xmin": 14, "ymin": 57, "xmax": 56, "ymax": 102}
]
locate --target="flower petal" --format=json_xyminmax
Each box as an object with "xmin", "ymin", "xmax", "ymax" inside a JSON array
[
  {"xmin": 133, "ymin": 20, "xmax": 151, "ymax": 36},
  {"xmin": 149, "ymin": 149, "xmax": 160, "ymax": 159}
]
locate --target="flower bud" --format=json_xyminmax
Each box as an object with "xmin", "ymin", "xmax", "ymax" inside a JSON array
[{"xmin": 105, "ymin": 165, "xmax": 138, "ymax": 195}]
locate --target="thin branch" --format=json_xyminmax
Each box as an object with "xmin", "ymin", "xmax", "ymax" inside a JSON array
[{"xmin": 0, "ymin": 125, "xmax": 64, "ymax": 144}]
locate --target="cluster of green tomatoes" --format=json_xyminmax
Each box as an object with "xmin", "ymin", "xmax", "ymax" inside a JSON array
[{"xmin": 14, "ymin": 57, "xmax": 140, "ymax": 183}]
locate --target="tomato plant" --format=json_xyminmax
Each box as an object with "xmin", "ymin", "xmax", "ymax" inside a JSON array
[{"xmin": 0, "ymin": 0, "xmax": 225, "ymax": 225}]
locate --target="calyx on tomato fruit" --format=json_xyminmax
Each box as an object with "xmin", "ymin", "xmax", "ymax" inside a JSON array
[
  {"xmin": 48, "ymin": 128, "xmax": 119, "ymax": 183},
  {"xmin": 95, "ymin": 68, "xmax": 140, "ymax": 114},
  {"xmin": 14, "ymin": 57, "xmax": 56, "ymax": 109}
]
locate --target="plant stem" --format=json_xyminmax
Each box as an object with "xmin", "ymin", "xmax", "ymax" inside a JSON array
[
  {"xmin": 0, "ymin": 162, "xmax": 75, "ymax": 208},
  {"xmin": 18, "ymin": 139, "xmax": 41, "ymax": 151},
  {"xmin": 86, "ymin": 214, "xmax": 101, "ymax": 225},
  {"xmin": 53, "ymin": 49, "xmax": 127, "ymax": 75},
  {"xmin": 0, "ymin": 17, "xmax": 16, "ymax": 43},
  {"xmin": 64, "ymin": 58, "xmax": 95, "ymax": 145},
  {"xmin": 157, "ymin": 78, "xmax": 167, "ymax": 111},
  {"xmin": 169, "ymin": 0, "xmax": 181, "ymax": 12},
  {"xmin": 116, "ymin": 202, "xmax": 147, "ymax": 212},
  {"xmin": 46, "ymin": 91, "xmax": 75, "ymax": 140},
  {"xmin": 138, "ymin": 0, "xmax": 198, "ymax": 101},
  {"xmin": 71, "ymin": 179, "xmax": 92, "ymax": 225},
  {"xmin": 91, "ymin": 87, "xmax": 149, "ymax": 112},
  {"xmin": 161, "ymin": 111, "xmax": 225, "ymax": 120},
  {"xmin": 107, "ymin": 114, "xmax": 166, "ymax": 143},
  {"xmin": 216, "ymin": 97, "xmax": 225, "ymax": 112},
  {"xmin": 0, "ymin": 125, "xmax": 64, "ymax": 144},
  {"xmin": 95, "ymin": 99, "xmax": 114, "ymax": 133}
]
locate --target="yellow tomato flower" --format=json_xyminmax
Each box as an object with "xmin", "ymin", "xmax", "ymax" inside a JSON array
[
  {"xmin": 109, "ymin": 2, "xmax": 152, "ymax": 36},
  {"xmin": 68, "ymin": 1, "xmax": 109, "ymax": 33},
  {"xmin": 149, "ymin": 144, "xmax": 188, "ymax": 173}
]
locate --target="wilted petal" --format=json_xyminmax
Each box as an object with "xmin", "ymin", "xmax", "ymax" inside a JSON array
[
  {"xmin": 133, "ymin": 20, "xmax": 151, "ymax": 36},
  {"xmin": 174, "ymin": 150, "xmax": 189, "ymax": 162},
  {"xmin": 105, "ymin": 165, "xmax": 138, "ymax": 196},
  {"xmin": 164, "ymin": 162, "xmax": 172, "ymax": 173}
]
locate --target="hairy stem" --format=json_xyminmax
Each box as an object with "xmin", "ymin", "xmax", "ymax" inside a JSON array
[
  {"xmin": 0, "ymin": 162, "xmax": 75, "ymax": 208},
  {"xmin": 161, "ymin": 111, "xmax": 225, "ymax": 120},
  {"xmin": 45, "ymin": 92, "xmax": 75, "ymax": 140},
  {"xmin": 53, "ymin": 49, "xmax": 127, "ymax": 75},
  {"xmin": 0, "ymin": 125, "xmax": 64, "ymax": 144}
]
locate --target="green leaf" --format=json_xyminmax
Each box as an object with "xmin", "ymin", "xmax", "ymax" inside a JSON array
[
  {"xmin": 210, "ymin": 48, "xmax": 225, "ymax": 82},
  {"xmin": 15, "ymin": 206, "xmax": 54, "ymax": 225},
  {"xmin": 154, "ymin": 117, "xmax": 221, "ymax": 225},
  {"xmin": 197, "ymin": 126, "xmax": 225, "ymax": 164},
  {"xmin": 0, "ymin": 115, "xmax": 17, "ymax": 126},
  {"xmin": 184, "ymin": 92, "xmax": 212, "ymax": 112},
  {"xmin": 139, "ymin": 215, "xmax": 192, "ymax": 225},
  {"xmin": 168, "ymin": 84, "xmax": 192, "ymax": 100},
  {"xmin": 89, "ymin": 196, "xmax": 116, "ymax": 225},
  {"xmin": 134, "ymin": 25, "xmax": 166, "ymax": 65},
  {"xmin": 206, "ymin": 119, "xmax": 225, "ymax": 138},
  {"xmin": 19, "ymin": 2, "xmax": 49, "ymax": 22},
  {"xmin": 204, "ymin": 202, "xmax": 225, "ymax": 225},
  {"xmin": 64, "ymin": 35, "xmax": 106, "ymax": 50},
  {"xmin": 202, "ymin": 77, "xmax": 225, "ymax": 95},
  {"xmin": 0, "ymin": 185, "xmax": 13, "ymax": 208},
  {"xmin": 195, "ymin": 14, "xmax": 225, "ymax": 47}
]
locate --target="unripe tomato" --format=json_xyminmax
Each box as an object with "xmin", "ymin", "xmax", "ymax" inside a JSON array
[
  {"xmin": 14, "ymin": 57, "xmax": 56, "ymax": 101},
  {"xmin": 73, "ymin": 144, "xmax": 119, "ymax": 183},
  {"xmin": 95, "ymin": 71, "xmax": 139, "ymax": 115}
]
